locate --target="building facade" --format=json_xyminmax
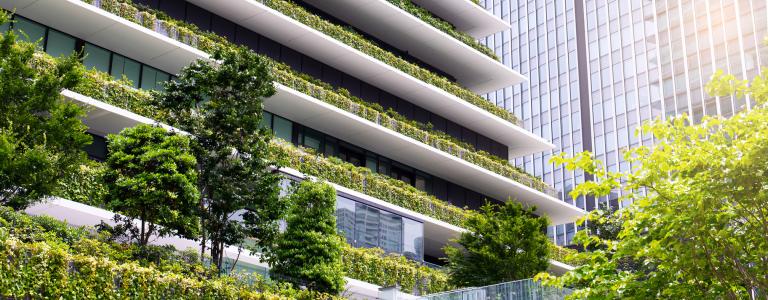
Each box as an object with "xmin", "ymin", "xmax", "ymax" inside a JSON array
[
  {"xmin": 483, "ymin": 0, "xmax": 768, "ymax": 245},
  {"xmin": 3, "ymin": 0, "xmax": 584, "ymax": 295}
]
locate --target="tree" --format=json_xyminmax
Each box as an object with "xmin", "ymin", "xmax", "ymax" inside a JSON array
[
  {"xmin": 156, "ymin": 46, "xmax": 286, "ymax": 271},
  {"xmin": 537, "ymin": 69, "xmax": 768, "ymax": 299},
  {"xmin": 0, "ymin": 11, "xmax": 91, "ymax": 209},
  {"xmin": 267, "ymin": 180, "xmax": 345, "ymax": 294},
  {"xmin": 444, "ymin": 201, "xmax": 549, "ymax": 287},
  {"xmin": 103, "ymin": 124, "xmax": 199, "ymax": 247}
]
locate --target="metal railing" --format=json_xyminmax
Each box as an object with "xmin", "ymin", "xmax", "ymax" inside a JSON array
[{"xmin": 420, "ymin": 279, "xmax": 571, "ymax": 300}]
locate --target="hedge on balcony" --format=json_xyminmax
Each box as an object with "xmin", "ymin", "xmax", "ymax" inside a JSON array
[
  {"xmin": 548, "ymin": 243, "xmax": 586, "ymax": 267},
  {"xmin": 256, "ymin": 0, "xmax": 519, "ymax": 124},
  {"xmin": 274, "ymin": 65, "xmax": 554, "ymax": 196},
  {"xmin": 271, "ymin": 141, "xmax": 470, "ymax": 227},
  {"xmin": 0, "ymin": 207, "xmax": 339, "ymax": 300},
  {"xmin": 76, "ymin": 0, "xmax": 554, "ymax": 196},
  {"xmin": 85, "ymin": 0, "xmax": 520, "ymax": 126},
  {"xmin": 341, "ymin": 246, "xmax": 452, "ymax": 295},
  {"xmin": 383, "ymin": 0, "xmax": 498, "ymax": 60}
]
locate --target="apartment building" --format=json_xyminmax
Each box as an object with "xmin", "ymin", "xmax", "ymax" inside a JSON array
[{"xmin": 4, "ymin": 0, "xmax": 584, "ymax": 297}]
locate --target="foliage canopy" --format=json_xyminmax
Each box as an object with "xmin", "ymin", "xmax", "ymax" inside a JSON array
[
  {"xmin": 445, "ymin": 201, "xmax": 550, "ymax": 287},
  {"xmin": 537, "ymin": 69, "xmax": 768, "ymax": 299},
  {"xmin": 103, "ymin": 124, "xmax": 199, "ymax": 246},
  {"xmin": 268, "ymin": 180, "xmax": 346, "ymax": 294},
  {"xmin": 0, "ymin": 12, "xmax": 91, "ymax": 209},
  {"xmin": 156, "ymin": 46, "xmax": 286, "ymax": 271}
]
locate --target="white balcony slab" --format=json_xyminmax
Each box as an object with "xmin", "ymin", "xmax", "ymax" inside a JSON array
[
  {"xmin": 412, "ymin": 0, "xmax": 509, "ymax": 38},
  {"xmin": 303, "ymin": 0, "xmax": 523, "ymax": 93},
  {"xmin": 267, "ymin": 84, "xmax": 584, "ymax": 225},
  {"xmin": 2, "ymin": 0, "xmax": 208, "ymax": 74},
  {"xmin": 61, "ymin": 89, "xmax": 187, "ymax": 136},
  {"xmin": 186, "ymin": 0, "xmax": 552, "ymax": 157},
  {"xmin": 547, "ymin": 259, "xmax": 575, "ymax": 275}
]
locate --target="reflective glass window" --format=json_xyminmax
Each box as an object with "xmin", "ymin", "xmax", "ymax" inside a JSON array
[
  {"xmin": 14, "ymin": 16, "xmax": 45, "ymax": 46},
  {"xmin": 83, "ymin": 43, "xmax": 111, "ymax": 73},
  {"xmin": 273, "ymin": 115, "xmax": 293, "ymax": 142},
  {"xmin": 45, "ymin": 29, "xmax": 75, "ymax": 57}
]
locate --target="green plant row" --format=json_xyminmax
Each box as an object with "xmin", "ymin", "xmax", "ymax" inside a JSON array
[
  {"xmin": 341, "ymin": 246, "xmax": 452, "ymax": 295},
  {"xmin": 274, "ymin": 66, "xmax": 554, "ymax": 196},
  {"xmin": 547, "ymin": 243, "xmax": 585, "ymax": 267},
  {"xmin": 0, "ymin": 208, "xmax": 339, "ymax": 300},
  {"xmin": 271, "ymin": 140, "xmax": 470, "ymax": 227},
  {"xmin": 77, "ymin": 0, "xmax": 553, "ymax": 195},
  {"xmin": 83, "ymin": 0, "xmax": 520, "ymax": 126},
  {"xmin": 255, "ymin": 0, "xmax": 519, "ymax": 124},
  {"xmin": 383, "ymin": 0, "xmax": 498, "ymax": 60}
]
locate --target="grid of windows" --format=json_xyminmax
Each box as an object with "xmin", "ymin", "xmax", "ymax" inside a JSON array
[
  {"xmin": 336, "ymin": 195, "xmax": 424, "ymax": 261},
  {"xmin": 8, "ymin": 15, "xmax": 172, "ymax": 91},
  {"xmin": 482, "ymin": 0, "xmax": 584, "ymax": 245},
  {"xmin": 485, "ymin": 0, "xmax": 767, "ymax": 246}
]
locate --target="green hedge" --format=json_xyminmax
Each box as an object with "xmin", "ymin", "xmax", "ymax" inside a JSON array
[
  {"xmin": 273, "ymin": 66, "xmax": 553, "ymax": 195},
  {"xmin": 548, "ymin": 243, "xmax": 586, "ymax": 267},
  {"xmin": 383, "ymin": 0, "xmax": 497, "ymax": 60},
  {"xmin": 83, "ymin": 0, "xmax": 520, "ymax": 126},
  {"xmin": 0, "ymin": 207, "xmax": 339, "ymax": 300},
  {"xmin": 272, "ymin": 141, "xmax": 470, "ymax": 227},
  {"xmin": 341, "ymin": 246, "xmax": 452, "ymax": 295},
  {"xmin": 256, "ymin": 0, "xmax": 520, "ymax": 124}
]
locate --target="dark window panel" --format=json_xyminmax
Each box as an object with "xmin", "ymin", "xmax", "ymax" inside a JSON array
[
  {"xmin": 477, "ymin": 135, "xmax": 492, "ymax": 154},
  {"xmin": 341, "ymin": 73, "xmax": 361, "ymax": 97},
  {"xmin": 185, "ymin": 4, "xmax": 211, "ymax": 31},
  {"xmin": 493, "ymin": 142, "xmax": 508, "ymax": 160},
  {"xmin": 302, "ymin": 56, "xmax": 322, "ymax": 79},
  {"xmin": 462, "ymin": 128, "xmax": 477, "ymax": 147},
  {"xmin": 446, "ymin": 120, "xmax": 461, "ymax": 140},
  {"xmin": 447, "ymin": 183, "xmax": 466, "ymax": 208},
  {"xmin": 465, "ymin": 190, "xmax": 483, "ymax": 210},
  {"xmin": 413, "ymin": 106, "xmax": 428, "ymax": 125},
  {"xmin": 360, "ymin": 82, "xmax": 379, "ymax": 104},
  {"xmin": 396, "ymin": 99, "xmax": 413, "ymax": 119},
  {"xmin": 235, "ymin": 26, "xmax": 259, "ymax": 49},
  {"xmin": 211, "ymin": 14, "xmax": 236, "ymax": 42},
  {"xmin": 134, "ymin": 0, "xmax": 159, "ymax": 8},
  {"xmin": 158, "ymin": 0, "xmax": 186, "ymax": 21},
  {"xmin": 429, "ymin": 114, "xmax": 446, "ymax": 132},
  {"xmin": 258, "ymin": 36, "xmax": 280, "ymax": 59},
  {"xmin": 322, "ymin": 66, "xmax": 342, "ymax": 87},
  {"xmin": 281, "ymin": 47, "xmax": 301, "ymax": 71},
  {"xmin": 84, "ymin": 133, "xmax": 107, "ymax": 161},
  {"xmin": 378, "ymin": 91, "xmax": 396, "ymax": 111}
]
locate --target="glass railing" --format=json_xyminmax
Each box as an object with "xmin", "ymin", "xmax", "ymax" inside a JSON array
[{"xmin": 420, "ymin": 279, "xmax": 571, "ymax": 300}]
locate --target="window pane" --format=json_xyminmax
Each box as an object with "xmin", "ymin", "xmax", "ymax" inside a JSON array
[
  {"xmin": 273, "ymin": 116, "xmax": 293, "ymax": 142},
  {"xmin": 0, "ymin": 19, "xmax": 9, "ymax": 34},
  {"xmin": 335, "ymin": 196, "xmax": 356, "ymax": 245},
  {"xmin": 13, "ymin": 16, "xmax": 45, "ymax": 47},
  {"xmin": 403, "ymin": 218, "xmax": 423, "ymax": 261},
  {"xmin": 110, "ymin": 54, "xmax": 126, "ymax": 80},
  {"xmin": 45, "ymin": 29, "xmax": 75, "ymax": 57},
  {"xmin": 83, "ymin": 43, "xmax": 111, "ymax": 73},
  {"xmin": 260, "ymin": 111, "xmax": 273, "ymax": 130},
  {"xmin": 123, "ymin": 58, "xmax": 140, "ymax": 88},
  {"xmin": 302, "ymin": 128, "xmax": 321, "ymax": 150},
  {"xmin": 379, "ymin": 210, "xmax": 403, "ymax": 254},
  {"xmin": 355, "ymin": 203, "xmax": 379, "ymax": 249},
  {"xmin": 140, "ymin": 65, "xmax": 158, "ymax": 90},
  {"xmin": 155, "ymin": 71, "xmax": 170, "ymax": 91}
]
